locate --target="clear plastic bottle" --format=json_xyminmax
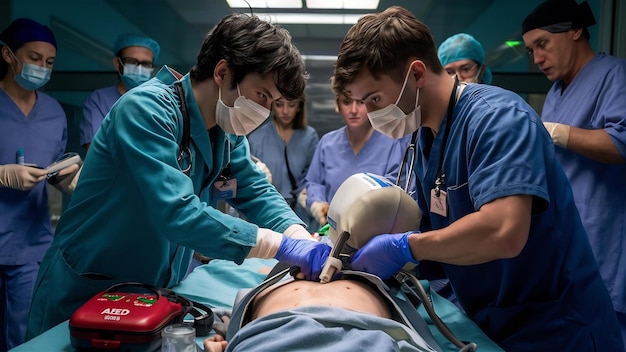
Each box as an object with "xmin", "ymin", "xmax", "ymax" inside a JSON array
[{"xmin": 16, "ymin": 148, "xmax": 25, "ymax": 165}]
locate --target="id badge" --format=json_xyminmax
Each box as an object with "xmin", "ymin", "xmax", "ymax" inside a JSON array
[
  {"xmin": 430, "ymin": 188, "xmax": 448, "ymax": 217},
  {"xmin": 214, "ymin": 178, "xmax": 237, "ymax": 200}
]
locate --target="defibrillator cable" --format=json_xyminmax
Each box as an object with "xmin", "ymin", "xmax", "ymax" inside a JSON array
[{"xmin": 394, "ymin": 270, "xmax": 478, "ymax": 352}]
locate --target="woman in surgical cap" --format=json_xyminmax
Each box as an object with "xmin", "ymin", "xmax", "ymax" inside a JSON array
[
  {"xmin": 0, "ymin": 18, "xmax": 75, "ymax": 350},
  {"xmin": 438, "ymin": 33, "xmax": 492, "ymax": 84}
]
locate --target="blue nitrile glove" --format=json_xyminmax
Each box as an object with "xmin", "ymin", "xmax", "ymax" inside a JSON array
[
  {"xmin": 350, "ymin": 232, "xmax": 419, "ymax": 279},
  {"xmin": 275, "ymin": 236, "xmax": 331, "ymax": 280}
]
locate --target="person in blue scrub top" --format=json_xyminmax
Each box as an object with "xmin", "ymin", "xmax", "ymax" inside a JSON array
[
  {"xmin": 304, "ymin": 93, "xmax": 408, "ymax": 227},
  {"xmin": 522, "ymin": 0, "xmax": 626, "ymax": 347},
  {"xmin": 25, "ymin": 13, "xmax": 332, "ymax": 340},
  {"xmin": 0, "ymin": 18, "xmax": 79, "ymax": 351},
  {"xmin": 80, "ymin": 33, "xmax": 160, "ymax": 151},
  {"xmin": 438, "ymin": 33, "xmax": 492, "ymax": 84},
  {"xmin": 248, "ymin": 95, "xmax": 319, "ymax": 229},
  {"xmin": 331, "ymin": 6, "xmax": 624, "ymax": 351}
]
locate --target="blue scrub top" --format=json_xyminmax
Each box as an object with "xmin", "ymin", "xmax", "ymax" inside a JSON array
[
  {"xmin": 0, "ymin": 89, "xmax": 67, "ymax": 265},
  {"xmin": 305, "ymin": 127, "xmax": 408, "ymax": 206},
  {"xmin": 26, "ymin": 66, "xmax": 304, "ymax": 338},
  {"xmin": 247, "ymin": 119, "xmax": 319, "ymax": 200},
  {"xmin": 248, "ymin": 119, "xmax": 319, "ymax": 228},
  {"xmin": 413, "ymin": 83, "xmax": 623, "ymax": 350},
  {"xmin": 80, "ymin": 85, "xmax": 121, "ymax": 146},
  {"xmin": 542, "ymin": 53, "xmax": 626, "ymax": 314}
]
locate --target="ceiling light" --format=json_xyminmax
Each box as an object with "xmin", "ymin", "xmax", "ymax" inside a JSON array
[
  {"xmin": 255, "ymin": 12, "xmax": 364, "ymax": 24},
  {"xmin": 226, "ymin": 0, "xmax": 302, "ymax": 8},
  {"xmin": 305, "ymin": 0, "xmax": 379, "ymax": 9},
  {"xmin": 302, "ymin": 54, "xmax": 338, "ymax": 61}
]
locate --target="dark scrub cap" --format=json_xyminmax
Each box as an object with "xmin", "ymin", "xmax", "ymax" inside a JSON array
[
  {"xmin": 522, "ymin": 0, "xmax": 596, "ymax": 35},
  {"xmin": 0, "ymin": 18, "xmax": 57, "ymax": 52},
  {"xmin": 113, "ymin": 33, "xmax": 161, "ymax": 63}
]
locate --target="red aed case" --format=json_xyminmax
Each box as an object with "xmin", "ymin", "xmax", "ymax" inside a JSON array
[{"xmin": 69, "ymin": 283, "xmax": 188, "ymax": 351}]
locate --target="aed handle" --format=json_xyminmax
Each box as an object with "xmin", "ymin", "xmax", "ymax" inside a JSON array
[{"xmin": 104, "ymin": 282, "xmax": 162, "ymax": 298}]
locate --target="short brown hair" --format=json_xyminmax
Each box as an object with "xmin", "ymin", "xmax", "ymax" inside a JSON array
[{"xmin": 332, "ymin": 6, "xmax": 443, "ymax": 96}]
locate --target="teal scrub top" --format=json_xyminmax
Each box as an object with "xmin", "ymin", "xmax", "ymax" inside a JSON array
[{"xmin": 26, "ymin": 66, "xmax": 304, "ymax": 338}]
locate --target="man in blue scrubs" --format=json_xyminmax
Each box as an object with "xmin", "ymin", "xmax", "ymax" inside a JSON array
[
  {"xmin": 80, "ymin": 33, "xmax": 160, "ymax": 151},
  {"xmin": 522, "ymin": 0, "xmax": 626, "ymax": 347},
  {"xmin": 26, "ymin": 13, "xmax": 331, "ymax": 340},
  {"xmin": 332, "ymin": 6, "xmax": 623, "ymax": 351}
]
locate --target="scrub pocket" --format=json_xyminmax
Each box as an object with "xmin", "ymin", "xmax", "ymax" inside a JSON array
[
  {"xmin": 31, "ymin": 248, "xmax": 117, "ymax": 334},
  {"xmin": 446, "ymin": 183, "xmax": 475, "ymax": 223},
  {"xmin": 486, "ymin": 298, "xmax": 592, "ymax": 351}
]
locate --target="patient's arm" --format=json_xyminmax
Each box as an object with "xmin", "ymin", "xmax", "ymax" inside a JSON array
[{"xmin": 251, "ymin": 279, "xmax": 392, "ymax": 320}]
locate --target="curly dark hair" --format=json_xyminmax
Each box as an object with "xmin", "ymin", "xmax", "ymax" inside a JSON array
[{"xmin": 190, "ymin": 12, "xmax": 308, "ymax": 101}]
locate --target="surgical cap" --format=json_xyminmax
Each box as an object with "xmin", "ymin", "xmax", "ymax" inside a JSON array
[
  {"xmin": 438, "ymin": 33, "xmax": 492, "ymax": 84},
  {"xmin": 438, "ymin": 33, "xmax": 485, "ymax": 67},
  {"xmin": 113, "ymin": 33, "xmax": 160, "ymax": 62},
  {"xmin": 522, "ymin": 0, "xmax": 596, "ymax": 35},
  {"xmin": 0, "ymin": 18, "xmax": 57, "ymax": 52}
]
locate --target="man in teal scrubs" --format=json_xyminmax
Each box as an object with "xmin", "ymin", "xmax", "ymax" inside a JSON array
[{"xmin": 26, "ymin": 13, "xmax": 330, "ymax": 339}]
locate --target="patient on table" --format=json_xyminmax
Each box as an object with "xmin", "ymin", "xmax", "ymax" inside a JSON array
[
  {"xmin": 203, "ymin": 271, "xmax": 440, "ymax": 352},
  {"xmin": 204, "ymin": 176, "xmax": 439, "ymax": 351}
]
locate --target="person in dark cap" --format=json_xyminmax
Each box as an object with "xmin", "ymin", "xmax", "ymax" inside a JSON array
[
  {"xmin": 0, "ymin": 18, "xmax": 79, "ymax": 351},
  {"xmin": 80, "ymin": 33, "xmax": 160, "ymax": 151},
  {"xmin": 523, "ymin": 1, "xmax": 626, "ymax": 348}
]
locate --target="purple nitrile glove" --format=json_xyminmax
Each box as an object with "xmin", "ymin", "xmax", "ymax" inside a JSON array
[
  {"xmin": 275, "ymin": 236, "xmax": 331, "ymax": 280},
  {"xmin": 350, "ymin": 232, "xmax": 419, "ymax": 279}
]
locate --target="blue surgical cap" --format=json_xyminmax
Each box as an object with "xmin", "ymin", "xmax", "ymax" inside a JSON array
[
  {"xmin": 438, "ymin": 33, "xmax": 492, "ymax": 84},
  {"xmin": 438, "ymin": 33, "xmax": 484, "ymax": 67},
  {"xmin": 0, "ymin": 18, "xmax": 57, "ymax": 52},
  {"xmin": 113, "ymin": 33, "xmax": 160, "ymax": 63}
]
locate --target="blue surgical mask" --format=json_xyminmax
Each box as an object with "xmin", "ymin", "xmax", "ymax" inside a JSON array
[
  {"xmin": 7, "ymin": 49, "xmax": 52, "ymax": 91},
  {"xmin": 120, "ymin": 60, "xmax": 153, "ymax": 89}
]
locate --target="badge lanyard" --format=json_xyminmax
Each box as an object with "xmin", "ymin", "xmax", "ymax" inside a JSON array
[{"xmin": 430, "ymin": 77, "xmax": 460, "ymax": 217}]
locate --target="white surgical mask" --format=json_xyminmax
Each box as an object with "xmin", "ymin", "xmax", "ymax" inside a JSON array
[
  {"xmin": 367, "ymin": 63, "xmax": 420, "ymax": 139},
  {"xmin": 215, "ymin": 85, "xmax": 270, "ymax": 135}
]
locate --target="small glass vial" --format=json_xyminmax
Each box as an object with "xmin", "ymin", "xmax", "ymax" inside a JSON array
[
  {"xmin": 161, "ymin": 323, "xmax": 196, "ymax": 352},
  {"xmin": 16, "ymin": 148, "xmax": 25, "ymax": 165}
]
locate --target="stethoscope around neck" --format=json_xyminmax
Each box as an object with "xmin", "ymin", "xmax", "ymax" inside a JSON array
[
  {"xmin": 396, "ymin": 131, "xmax": 418, "ymax": 194},
  {"xmin": 395, "ymin": 77, "xmax": 461, "ymax": 195},
  {"xmin": 174, "ymin": 82, "xmax": 193, "ymax": 175},
  {"xmin": 177, "ymin": 146, "xmax": 193, "ymax": 175}
]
